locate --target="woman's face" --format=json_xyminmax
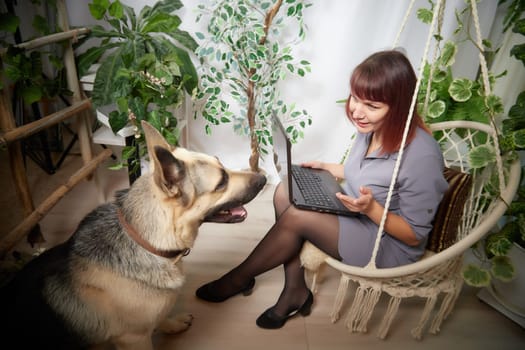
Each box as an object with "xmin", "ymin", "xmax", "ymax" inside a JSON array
[{"xmin": 348, "ymin": 95, "xmax": 390, "ymax": 134}]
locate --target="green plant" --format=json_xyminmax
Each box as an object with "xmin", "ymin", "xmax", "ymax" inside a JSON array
[
  {"xmin": 77, "ymin": 0, "xmax": 198, "ymax": 173},
  {"xmin": 193, "ymin": 0, "xmax": 312, "ymax": 172},
  {"xmin": 463, "ymin": 1, "xmax": 525, "ymax": 288},
  {"xmin": 417, "ymin": 0, "xmax": 525, "ymax": 287},
  {"xmin": 1, "ymin": 1, "xmax": 69, "ymax": 106}
]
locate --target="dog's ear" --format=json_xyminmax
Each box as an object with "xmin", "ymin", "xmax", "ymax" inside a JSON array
[
  {"xmin": 141, "ymin": 120, "xmax": 172, "ymax": 173},
  {"xmin": 153, "ymin": 146, "xmax": 185, "ymax": 198}
]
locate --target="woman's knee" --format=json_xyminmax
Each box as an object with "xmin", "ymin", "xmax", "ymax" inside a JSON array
[{"xmin": 273, "ymin": 182, "xmax": 290, "ymax": 217}]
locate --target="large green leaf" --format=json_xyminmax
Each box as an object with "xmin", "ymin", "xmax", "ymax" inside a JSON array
[
  {"xmin": 148, "ymin": 0, "xmax": 183, "ymax": 17},
  {"xmin": 491, "ymin": 256, "xmax": 516, "ymax": 282},
  {"xmin": 76, "ymin": 42, "xmax": 121, "ymax": 78},
  {"xmin": 89, "ymin": 24, "xmax": 123, "ymax": 39},
  {"xmin": 462, "ymin": 264, "xmax": 491, "ymax": 287},
  {"xmin": 141, "ymin": 13, "xmax": 181, "ymax": 34},
  {"xmin": 169, "ymin": 46, "xmax": 198, "ymax": 93},
  {"xmin": 89, "ymin": 0, "xmax": 110, "ymax": 20},
  {"xmin": 469, "ymin": 144, "xmax": 496, "ymax": 169},
  {"xmin": 170, "ymin": 29, "xmax": 199, "ymax": 52},
  {"xmin": 92, "ymin": 50, "xmax": 125, "ymax": 107}
]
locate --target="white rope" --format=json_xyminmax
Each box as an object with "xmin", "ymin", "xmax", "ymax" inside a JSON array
[
  {"xmin": 423, "ymin": 1, "xmax": 446, "ymax": 115},
  {"xmin": 392, "ymin": 0, "xmax": 417, "ymax": 49},
  {"xmin": 470, "ymin": 0, "xmax": 506, "ymax": 193},
  {"xmin": 365, "ymin": 0, "xmax": 445, "ymax": 270}
]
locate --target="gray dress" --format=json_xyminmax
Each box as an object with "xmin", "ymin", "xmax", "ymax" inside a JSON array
[{"xmin": 338, "ymin": 128, "xmax": 448, "ymax": 268}]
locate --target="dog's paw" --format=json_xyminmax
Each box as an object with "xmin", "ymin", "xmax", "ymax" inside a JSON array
[{"xmin": 157, "ymin": 313, "xmax": 193, "ymax": 334}]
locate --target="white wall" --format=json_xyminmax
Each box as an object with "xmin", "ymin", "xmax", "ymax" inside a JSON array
[{"xmin": 65, "ymin": 0, "xmax": 501, "ymax": 180}]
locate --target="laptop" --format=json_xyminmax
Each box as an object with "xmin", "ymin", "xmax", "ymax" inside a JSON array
[{"xmin": 271, "ymin": 114, "xmax": 358, "ymax": 217}]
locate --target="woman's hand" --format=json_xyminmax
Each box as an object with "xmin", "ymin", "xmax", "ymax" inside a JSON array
[
  {"xmin": 337, "ymin": 186, "xmax": 420, "ymax": 246},
  {"xmin": 301, "ymin": 161, "xmax": 345, "ymax": 179},
  {"xmin": 336, "ymin": 186, "xmax": 374, "ymax": 214},
  {"xmin": 300, "ymin": 161, "xmax": 324, "ymax": 170}
]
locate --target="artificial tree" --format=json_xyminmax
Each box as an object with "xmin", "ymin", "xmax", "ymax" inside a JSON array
[{"xmin": 194, "ymin": 0, "xmax": 312, "ymax": 172}]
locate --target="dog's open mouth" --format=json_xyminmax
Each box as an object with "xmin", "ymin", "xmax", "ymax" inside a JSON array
[{"xmin": 205, "ymin": 206, "xmax": 247, "ymax": 223}]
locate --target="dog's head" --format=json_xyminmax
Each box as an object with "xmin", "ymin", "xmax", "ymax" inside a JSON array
[{"xmin": 140, "ymin": 121, "xmax": 267, "ymax": 246}]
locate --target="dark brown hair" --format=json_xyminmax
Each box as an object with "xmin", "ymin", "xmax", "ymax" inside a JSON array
[{"xmin": 345, "ymin": 50, "xmax": 429, "ymax": 153}]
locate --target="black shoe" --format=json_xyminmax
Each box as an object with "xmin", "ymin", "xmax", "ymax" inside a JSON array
[
  {"xmin": 256, "ymin": 290, "xmax": 314, "ymax": 329},
  {"xmin": 195, "ymin": 278, "xmax": 255, "ymax": 303}
]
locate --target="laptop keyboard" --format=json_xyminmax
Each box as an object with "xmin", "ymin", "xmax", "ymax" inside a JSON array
[{"xmin": 291, "ymin": 165, "xmax": 334, "ymax": 207}]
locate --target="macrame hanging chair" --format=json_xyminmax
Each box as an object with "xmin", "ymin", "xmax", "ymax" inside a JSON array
[{"xmin": 299, "ymin": 0, "xmax": 522, "ymax": 340}]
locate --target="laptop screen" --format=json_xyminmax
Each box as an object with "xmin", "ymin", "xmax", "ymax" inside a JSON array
[{"xmin": 272, "ymin": 115, "xmax": 294, "ymax": 200}]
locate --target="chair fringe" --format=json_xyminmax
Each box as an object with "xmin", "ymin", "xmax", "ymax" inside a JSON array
[
  {"xmin": 378, "ymin": 296, "xmax": 402, "ymax": 339},
  {"xmin": 430, "ymin": 276, "xmax": 463, "ymax": 334},
  {"xmin": 345, "ymin": 284, "xmax": 382, "ymax": 333},
  {"xmin": 330, "ymin": 274, "xmax": 350, "ymax": 323},
  {"xmin": 411, "ymin": 295, "xmax": 437, "ymax": 339}
]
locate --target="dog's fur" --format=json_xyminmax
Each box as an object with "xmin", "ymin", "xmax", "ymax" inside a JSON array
[{"xmin": 0, "ymin": 121, "xmax": 267, "ymax": 349}]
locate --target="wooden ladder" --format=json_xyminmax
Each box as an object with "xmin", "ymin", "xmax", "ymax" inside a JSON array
[{"xmin": 0, "ymin": 0, "xmax": 111, "ymax": 258}]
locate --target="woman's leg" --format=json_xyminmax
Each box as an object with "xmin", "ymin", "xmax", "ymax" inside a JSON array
[{"xmin": 197, "ymin": 182, "xmax": 342, "ymax": 311}]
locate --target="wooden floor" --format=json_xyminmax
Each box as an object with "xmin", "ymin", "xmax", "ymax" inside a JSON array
[{"xmin": 1, "ymin": 148, "xmax": 524, "ymax": 350}]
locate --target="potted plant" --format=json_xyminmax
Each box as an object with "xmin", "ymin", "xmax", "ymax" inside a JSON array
[
  {"xmin": 417, "ymin": 0, "xmax": 525, "ymax": 319},
  {"xmin": 76, "ymin": 0, "xmax": 199, "ymax": 176},
  {"xmin": 193, "ymin": 0, "xmax": 313, "ymax": 172}
]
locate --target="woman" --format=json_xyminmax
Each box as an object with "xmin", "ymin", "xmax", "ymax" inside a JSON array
[{"xmin": 195, "ymin": 50, "xmax": 449, "ymax": 329}]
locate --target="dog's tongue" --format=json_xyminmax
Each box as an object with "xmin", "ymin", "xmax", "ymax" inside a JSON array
[
  {"xmin": 229, "ymin": 206, "xmax": 246, "ymax": 217},
  {"xmin": 207, "ymin": 206, "xmax": 247, "ymax": 223}
]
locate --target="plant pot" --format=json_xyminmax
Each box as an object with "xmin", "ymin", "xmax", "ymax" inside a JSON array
[{"xmin": 478, "ymin": 243, "xmax": 525, "ymax": 328}]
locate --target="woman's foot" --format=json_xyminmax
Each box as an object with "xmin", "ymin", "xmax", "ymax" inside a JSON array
[
  {"xmin": 256, "ymin": 290, "xmax": 314, "ymax": 329},
  {"xmin": 195, "ymin": 277, "xmax": 255, "ymax": 303}
]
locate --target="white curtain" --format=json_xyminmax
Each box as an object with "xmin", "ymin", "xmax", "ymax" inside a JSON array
[{"xmin": 66, "ymin": 0, "xmax": 507, "ymax": 182}]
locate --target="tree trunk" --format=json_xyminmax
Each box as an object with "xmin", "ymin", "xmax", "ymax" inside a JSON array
[{"xmin": 246, "ymin": 0, "xmax": 283, "ymax": 172}]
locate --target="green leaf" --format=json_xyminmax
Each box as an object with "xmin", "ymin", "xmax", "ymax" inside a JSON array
[
  {"xmin": 512, "ymin": 18, "xmax": 525, "ymax": 36},
  {"xmin": 108, "ymin": 110, "xmax": 129, "ymax": 133},
  {"xmin": 89, "ymin": 24, "xmax": 123, "ymax": 39},
  {"xmin": 440, "ymin": 41, "xmax": 457, "ymax": 67},
  {"xmin": 108, "ymin": 1, "xmax": 124, "ymax": 19},
  {"xmin": 426, "ymin": 100, "xmax": 446, "ymax": 119},
  {"xmin": 32, "ymin": 15, "xmax": 51, "ymax": 35},
  {"xmin": 142, "ymin": 12, "xmax": 181, "ymax": 34},
  {"xmin": 462, "ymin": 264, "xmax": 491, "ymax": 287},
  {"xmin": 510, "ymin": 43, "xmax": 525, "ymax": 67},
  {"xmin": 122, "ymin": 145, "xmax": 137, "ymax": 161},
  {"xmin": 486, "ymin": 94, "xmax": 504, "ymax": 116},
  {"xmin": 469, "ymin": 144, "xmax": 496, "ymax": 169},
  {"xmin": 150, "ymin": 0, "xmax": 184, "ymax": 14},
  {"xmin": 169, "ymin": 46, "xmax": 199, "ymax": 93},
  {"xmin": 0, "ymin": 13, "xmax": 20, "ymax": 33},
  {"xmin": 512, "ymin": 129, "xmax": 525, "ymax": 148},
  {"xmin": 491, "ymin": 256, "xmax": 516, "ymax": 282},
  {"xmin": 486, "ymin": 233, "xmax": 513, "ymax": 257},
  {"xmin": 170, "ymin": 29, "xmax": 199, "ymax": 52},
  {"xmin": 416, "ymin": 8, "xmax": 433, "ymax": 24},
  {"xmin": 21, "ymin": 85, "xmax": 43, "ymax": 105},
  {"xmin": 92, "ymin": 50, "xmax": 125, "ymax": 108},
  {"xmin": 76, "ymin": 43, "xmax": 120, "ymax": 78},
  {"xmin": 89, "ymin": 0, "xmax": 110, "ymax": 20},
  {"xmin": 449, "ymin": 78, "xmax": 473, "ymax": 102}
]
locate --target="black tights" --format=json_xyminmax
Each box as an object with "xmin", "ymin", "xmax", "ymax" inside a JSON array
[{"xmin": 210, "ymin": 183, "xmax": 342, "ymax": 317}]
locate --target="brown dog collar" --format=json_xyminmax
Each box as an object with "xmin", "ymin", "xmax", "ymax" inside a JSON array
[{"xmin": 117, "ymin": 209, "xmax": 190, "ymax": 260}]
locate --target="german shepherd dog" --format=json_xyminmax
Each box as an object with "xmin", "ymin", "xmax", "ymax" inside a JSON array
[{"xmin": 0, "ymin": 121, "xmax": 267, "ymax": 349}]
